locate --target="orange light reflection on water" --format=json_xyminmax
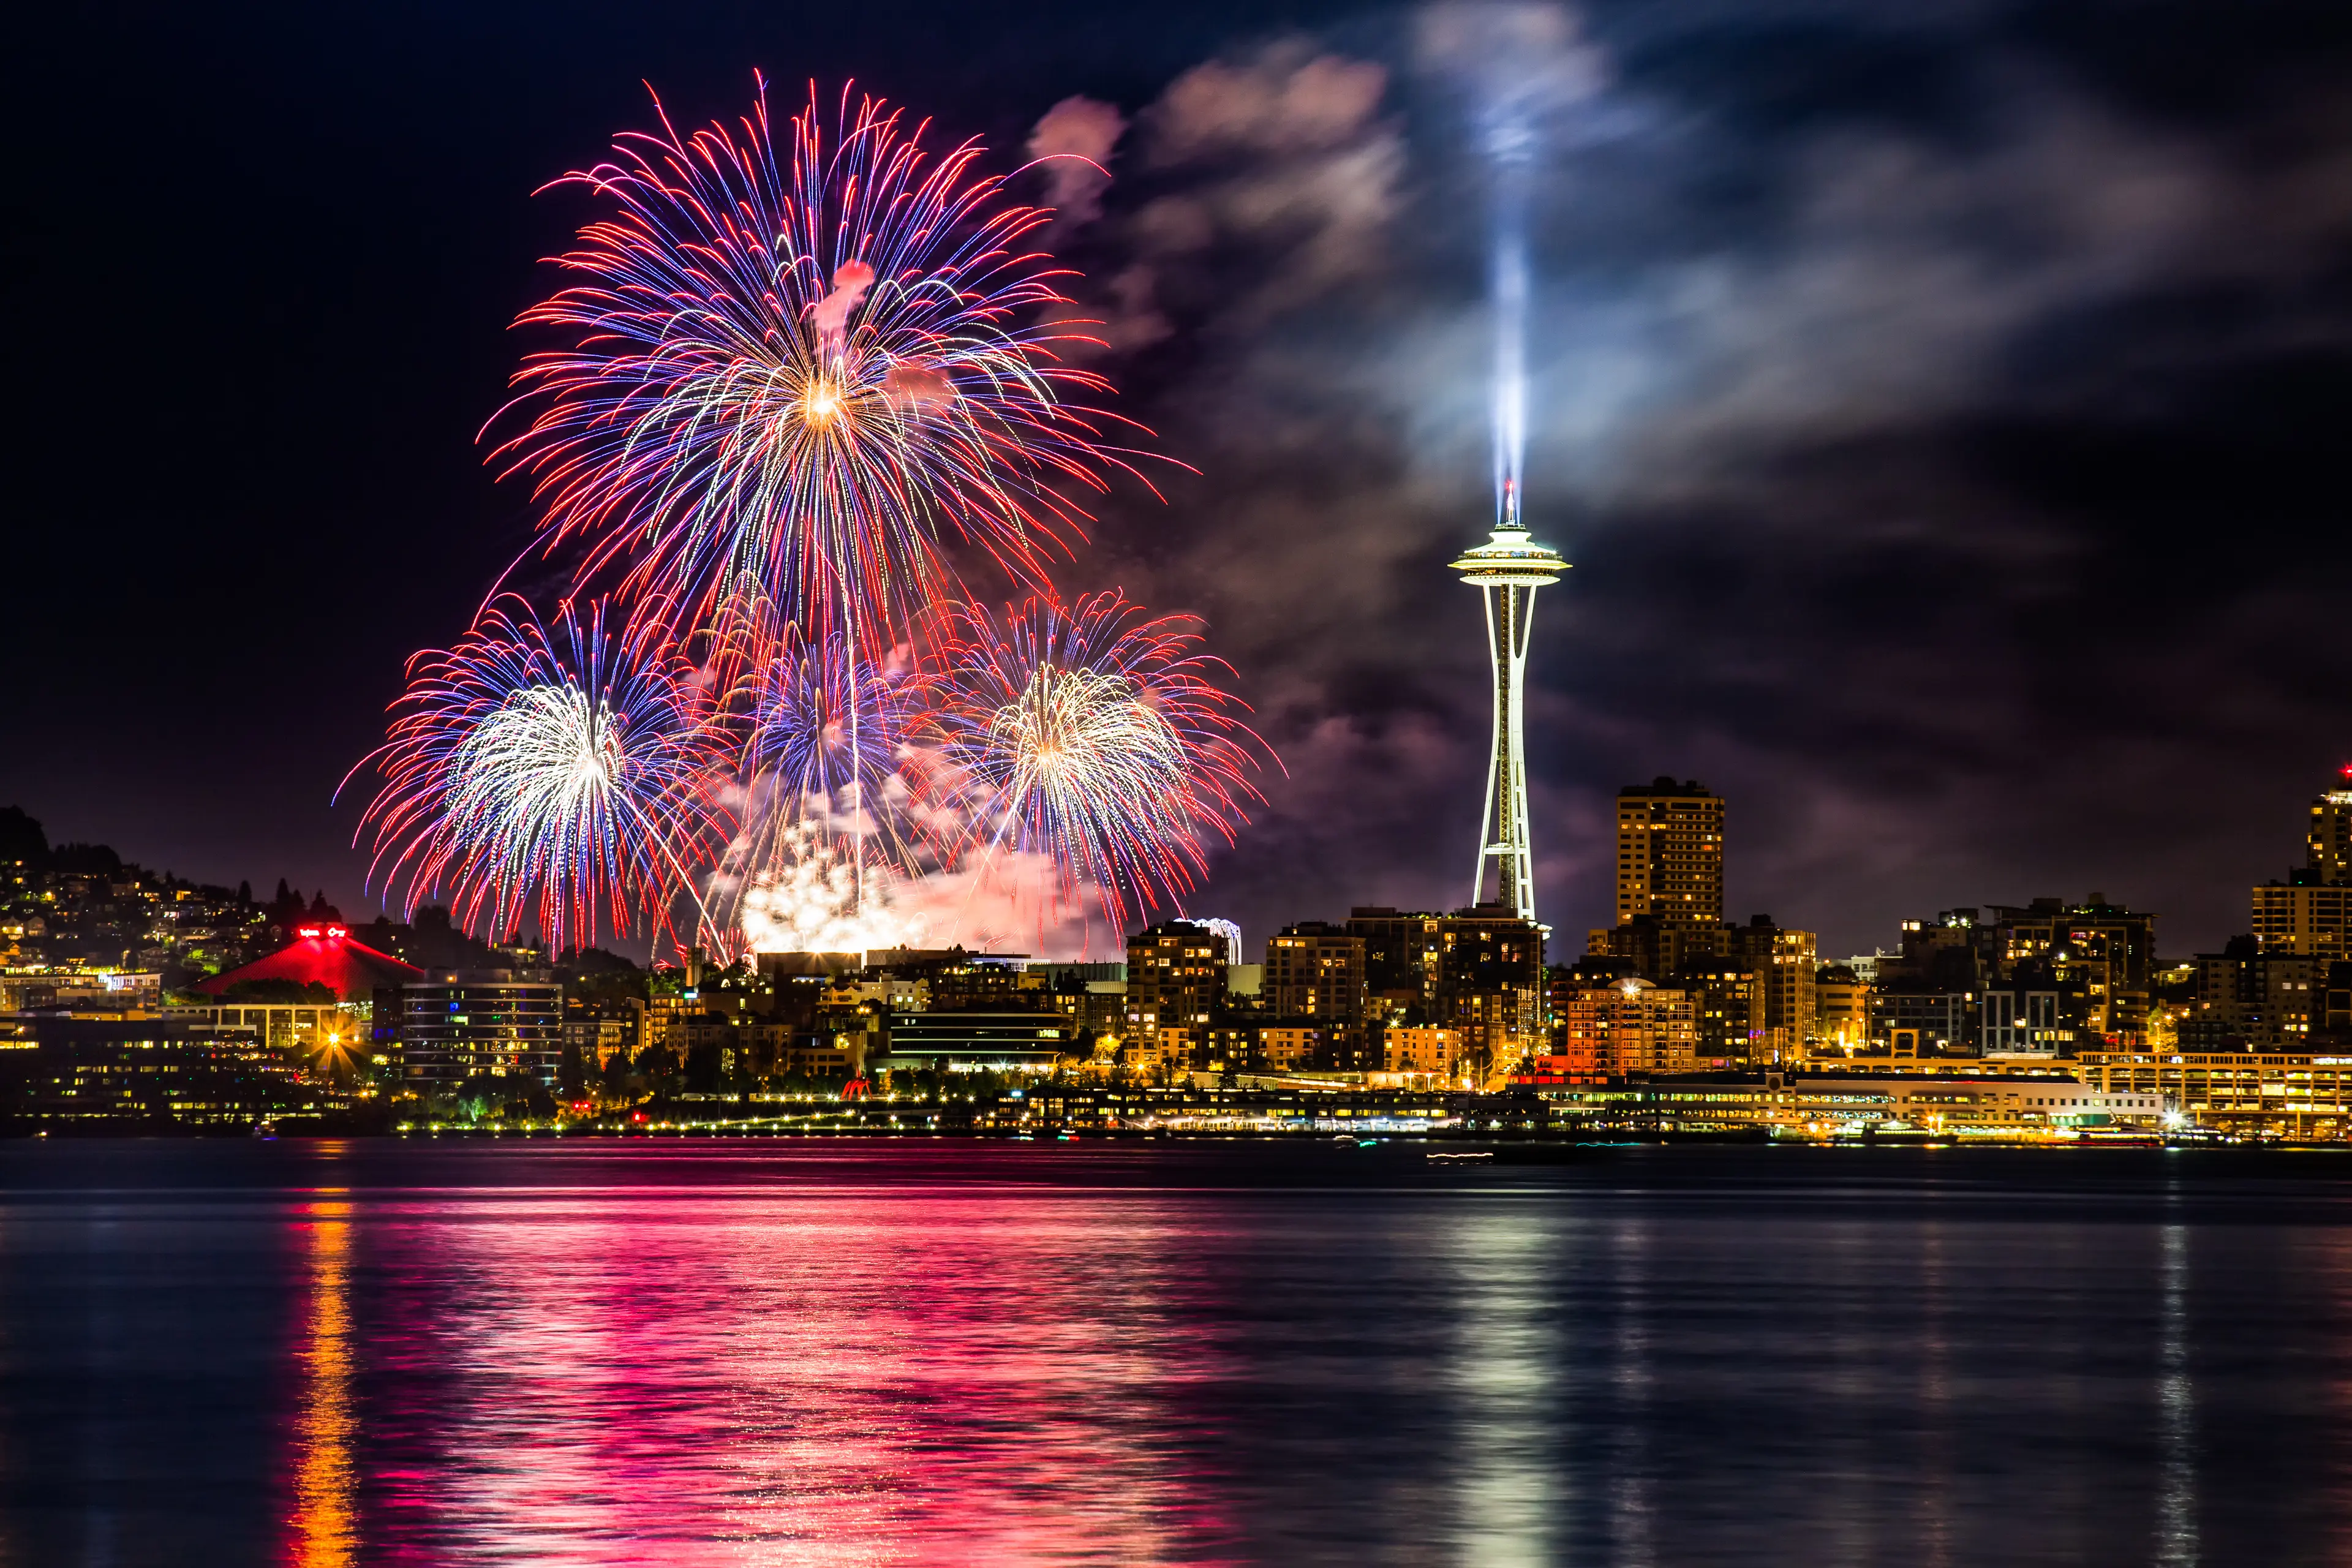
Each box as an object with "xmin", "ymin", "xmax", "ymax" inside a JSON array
[{"xmin": 290, "ymin": 1196, "xmax": 357, "ymax": 1568}]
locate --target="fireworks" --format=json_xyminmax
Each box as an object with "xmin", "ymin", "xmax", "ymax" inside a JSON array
[
  {"xmin": 914, "ymin": 592, "xmax": 1267, "ymax": 938},
  {"xmin": 492, "ymin": 80, "xmax": 1155, "ymax": 652},
  {"xmin": 735, "ymin": 821, "xmax": 918, "ymax": 956},
  {"xmin": 352, "ymin": 597, "xmax": 726, "ymax": 953},
  {"xmin": 355, "ymin": 81, "xmax": 1269, "ymax": 959},
  {"xmin": 705, "ymin": 599, "xmax": 932, "ymax": 945},
  {"xmin": 735, "ymin": 617, "xmax": 918, "ymax": 839}
]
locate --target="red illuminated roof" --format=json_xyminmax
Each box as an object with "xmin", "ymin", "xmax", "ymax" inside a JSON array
[{"xmin": 197, "ymin": 925, "xmax": 423, "ymax": 1001}]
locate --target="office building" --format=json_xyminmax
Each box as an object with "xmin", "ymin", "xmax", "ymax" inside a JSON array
[
  {"xmin": 1431, "ymin": 906, "xmax": 1547, "ymax": 1077},
  {"xmin": 2252, "ymin": 773, "xmax": 2352, "ymax": 957},
  {"xmin": 1682, "ymin": 963, "xmax": 1762, "ymax": 1065},
  {"xmin": 2255, "ymin": 881, "xmax": 2352, "ymax": 959},
  {"xmin": 1986, "ymin": 896, "xmax": 2155, "ymax": 1043},
  {"xmin": 1348, "ymin": 907, "xmax": 1443, "ymax": 1021},
  {"xmin": 1872, "ymin": 990, "xmax": 1972, "ymax": 1057},
  {"xmin": 1740, "ymin": 919, "xmax": 1820, "ymax": 1058},
  {"xmin": 1866, "ymin": 897, "xmax": 2159, "ymax": 1051},
  {"xmin": 401, "ymin": 970, "xmax": 562, "ymax": 1095},
  {"xmin": 1614, "ymin": 778, "xmax": 1725, "ymax": 927},
  {"xmin": 0, "ymin": 1018, "xmax": 312, "ymax": 1128},
  {"xmin": 1814, "ymin": 965, "xmax": 1871, "ymax": 1051},
  {"xmin": 1265, "ymin": 923, "xmax": 1368, "ymax": 1025},
  {"xmin": 2080, "ymin": 1046, "xmax": 2352, "ymax": 1139},
  {"xmin": 1126, "ymin": 922, "xmax": 1228, "ymax": 1068},
  {"xmin": 1531, "ymin": 978, "xmax": 1696, "ymax": 1080},
  {"xmin": 2185, "ymin": 938, "xmax": 2324, "ymax": 1052},
  {"xmin": 1589, "ymin": 912, "xmax": 1817, "ymax": 1063},
  {"xmin": 1979, "ymin": 987, "xmax": 2070, "ymax": 1056},
  {"xmin": 2313, "ymin": 774, "xmax": 2352, "ymax": 884},
  {"xmin": 1383, "ymin": 1025, "xmax": 1466, "ymax": 1084}
]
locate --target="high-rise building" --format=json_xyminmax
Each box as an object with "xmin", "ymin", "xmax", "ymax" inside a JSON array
[
  {"xmin": 1348, "ymin": 907, "xmax": 1442, "ymax": 1022},
  {"xmin": 2313, "ymin": 770, "xmax": 2352, "ymax": 883},
  {"xmin": 1588, "ymin": 910, "xmax": 1816, "ymax": 1063},
  {"xmin": 1431, "ymin": 907, "xmax": 1547, "ymax": 1078},
  {"xmin": 1988, "ymin": 896, "xmax": 2155, "ymax": 1043},
  {"xmin": 1735, "ymin": 919, "xmax": 1819, "ymax": 1060},
  {"xmin": 1125, "ymin": 922, "xmax": 1228, "ymax": 1071},
  {"xmin": 2253, "ymin": 771, "xmax": 2352, "ymax": 958},
  {"xmin": 1681, "ymin": 963, "xmax": 1762, "ymax": 1066},
  {"xmin": 1536, "ymin": 979, "xmax": 1696, "ymax": 1079},
  {"xmin": 1613, "ymin": 778, "xmax": 1725, "ymax": 928},
  {"xmin": 1344, "ymin": 905, "xmax": 1545, "ymax": 1077},
  {"xmin": 1265, "ymin": 922, "xmax": 1368, "ymax": 1025},
  {"xmin": 2187, "ymin": 937, "xmax": 2324, "ymax": 1052},
  {"xmin": 2253, "ymin": 882, "xmax": 2352, "ymax": 959},
  {"xmin": 401, "ymin": 969, "xmax": 563, "ymax": 1095}
]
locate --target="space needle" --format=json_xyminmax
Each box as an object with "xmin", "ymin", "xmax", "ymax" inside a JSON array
[{"xmin": 1450, "ymin": 480, "xmax": 1567, "ymax": 922}]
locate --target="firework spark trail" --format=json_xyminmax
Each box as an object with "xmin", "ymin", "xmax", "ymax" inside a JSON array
[
  {"xmin": 491, "ymin": 78, "xmax": 1167, "ymax": 656},
  {"xmin": 348, "ymin": 596, "xmax": 729, "ymax": 953},
  {"xmin": 703, "ymin": 597, "xmax": 936, "ymax": 948},
  {"xmin": 913, "ymin": 592, "xmax": 1270, "ymax": 941}
]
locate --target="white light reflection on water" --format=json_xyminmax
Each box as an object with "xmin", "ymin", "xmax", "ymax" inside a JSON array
[
  {"xmin": 2157, "ymin": 1219, "xmax": 2197, "ymax": 1566},
  {"xmin": 1605, "ymin": 1216, "xmax": 1654, "ymax": 1568},
  {"xmin": 1445, "ymin": 1202, "xmax": 1559, "ymax": 1567},
  {"xmin": 1918, "ymin": 1224, "xmax": 1953, "ymax": 1568}
]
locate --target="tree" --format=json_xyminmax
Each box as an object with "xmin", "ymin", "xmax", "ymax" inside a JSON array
[{"xmin": 0, "ymin": 807, "xmax": 48, "ymax": 869}]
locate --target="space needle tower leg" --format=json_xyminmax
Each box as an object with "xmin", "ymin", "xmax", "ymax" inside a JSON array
[{"xmin": 1451, "ymin": 496, "xmax": 1567, "ymax": 923}]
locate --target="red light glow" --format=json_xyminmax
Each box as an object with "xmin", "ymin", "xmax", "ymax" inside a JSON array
[{"xmin": 316, "ymin": 1159, "xmax": 1228, "ymax": 1560}]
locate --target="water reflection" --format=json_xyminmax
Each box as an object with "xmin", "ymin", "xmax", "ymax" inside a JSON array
[
  {"xmin": 1607, "ymin": 1217, "xmax": 1654, "ymax": 1568},
  {"xmin": 2157, "ymin": 1221, "xmax": 2197, "ymax": 1566},
  {"xmin": 1446, "ymin": 1204, "xmax": 1558, "ymax": 1567},
  {"xmin": 361, "ymin": 1180, "xmax": 1226, "ymax": 1563},
  {"xmin": 290, "ymin": 1196, "xmax": 356, "ymax": 1568},
  {"xmin": 1918, "ymin": 1225, "xmax": 1951, "ymax": 1568},
  {"xmin": 15, "ymin": 1144, "xmax": 2352, "ymax": 1564}
]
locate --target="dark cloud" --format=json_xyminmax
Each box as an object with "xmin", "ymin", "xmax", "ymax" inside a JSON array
[
  {"xmin": 1050, "ymin": 1, "xmax": 2352, "ymax": 957},
  {"xmin": 5, "ymin": 0, "xmax": 2343, "ymax": 962}
]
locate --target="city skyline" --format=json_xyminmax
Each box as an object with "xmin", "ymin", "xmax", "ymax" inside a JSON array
[
  {"xmin": 6, "ymin": 0, "xmax": 2348, "ymax": 960},
  {"xmin": 10, "ymin": 8, "xmax": 2352, "ymax": 1561}
]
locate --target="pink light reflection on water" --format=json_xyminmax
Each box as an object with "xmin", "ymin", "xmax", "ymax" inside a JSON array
[{"xmin": 326, "ymin": 1174, "xmax": 1238, "ymax": 1565}]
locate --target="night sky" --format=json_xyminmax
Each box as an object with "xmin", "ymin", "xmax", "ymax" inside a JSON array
[{"xmin": 7, "ymin": 1, "xmax": 2349, "ymax": 960}]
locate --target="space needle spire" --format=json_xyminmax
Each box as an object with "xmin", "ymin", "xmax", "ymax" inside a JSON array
[{"xmin": 1450, "ymin": 479, "xmax": 1567, "ymax": 921}]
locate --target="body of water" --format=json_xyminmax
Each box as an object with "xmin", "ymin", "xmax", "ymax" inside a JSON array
[{"xmin": 3, "ymin": 1138, "xmax": 2350, "ymax": 1564}]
